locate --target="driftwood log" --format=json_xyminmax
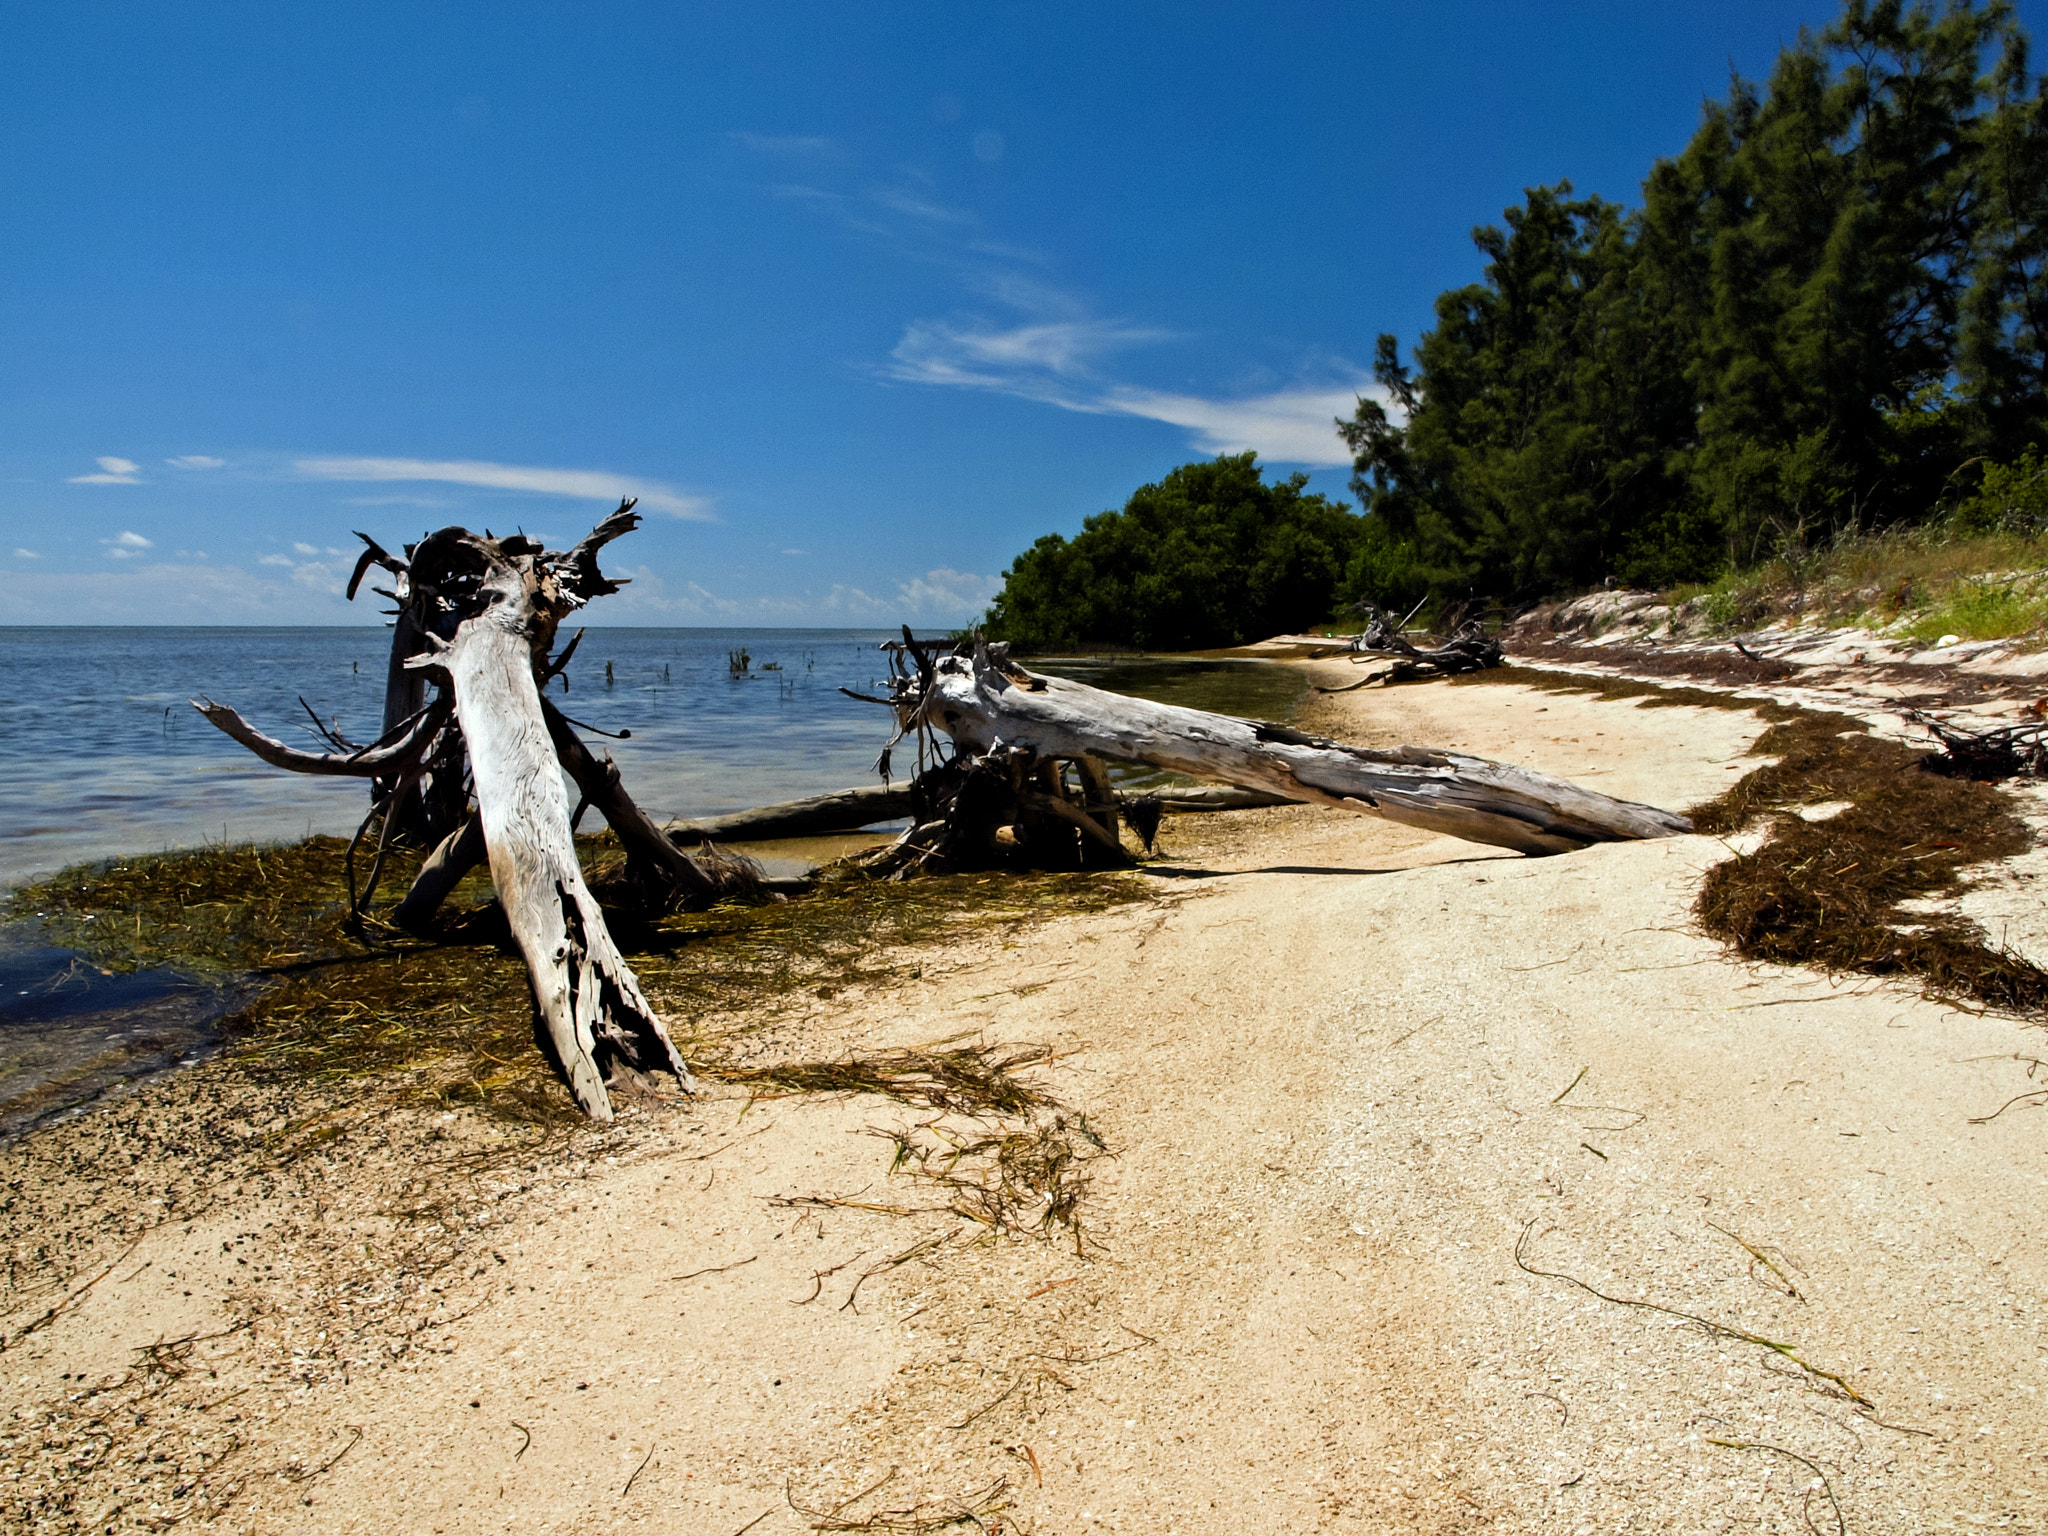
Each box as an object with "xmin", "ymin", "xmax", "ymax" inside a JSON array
[
  {"xmin": 847, "ymin": 632, "xmax": 1690, "ymax": 874},
  {"xmin": 666, "ymin": 782, "xmax": 915, "ymax": 841},
  {"xmin": 196, "ymin": 502, "xmax": 750, "ymax": 1120},
  {"xmin": 1319, "ymin": 602, "xmax": 1505, "ymax": 688}
]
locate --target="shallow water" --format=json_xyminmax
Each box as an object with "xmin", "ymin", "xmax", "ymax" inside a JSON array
[
  {"xmin": 0, "ymin": 920, "xmax": 239, "ymax": 1139},
  {"xmin": 0, "ymin": 629, "xmax": 1303, "ymax": 1133}
]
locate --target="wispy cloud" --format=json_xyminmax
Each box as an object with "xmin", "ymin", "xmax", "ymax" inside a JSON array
[
  {"xmin": 736, "ymin": 127, "xmax": 1367, "ymax": 468},
  {"xmin": 101, "ymin": 530, "xmax": 154, "ymax": 559},
  {"xmin": 886, "ymin": 317, "xmax": 1171, "ymax": 398},
  {"xmin": 13, "ymin": 548, "xmax": 37, "ymax": 559},
  {"xmin": 69, "ymin": 456, "xmax": 142, "ymax": 485},
  {"xmin": 0, "ymin": 560, "xmax": 379, "ymax": 624},
  {"xmin": 887, "ymin": 317, "xmax": 1369, "ymax": 467},
  {"xmin": 165, "ymin": 455, "xmax": 224, "ymax": 470},
  {"xmin": 896, "ymin": 567, "xmax": 1001, "ymax": 617},
  {"xmin": 1097, "ymin": 385, "xmax": 1375, "ymax": 468},
  {"xmin": 294, "ymin": 457, "xmax": 712, "ymax": 519}
]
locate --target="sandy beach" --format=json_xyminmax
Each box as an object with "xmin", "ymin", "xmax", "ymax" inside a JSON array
[{"xmin": 5, "ymin": 662, "xmax": 2045, "ymax": 1534}]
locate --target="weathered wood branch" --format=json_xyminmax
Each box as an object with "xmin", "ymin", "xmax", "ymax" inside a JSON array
[
  {"xmin": 1333, "ymin": 604, "xmax": 1504, "ymax": 680},
  {"xmin": 391, "ymin": 812, "xmax": 487, "ymax": 933},
  {"xmin": 192, "ymin": 697, "xmax": 452, "ymax": 777},
  {"xmin": 895, "ymin": 642, "xmax": 1688, "ymax": 858},
  {"xmin": 195, "ymin": 500, "xmax": 729, "ymax": 1120},
  {"xmin": 537, "ymin": 696, "xmax": 729, "ymax": 908},
  {"xmin": 665, "ymin": 783, "xmax": 915, "ymax": 842},
  {"xmin": 1148, "ymin": 785, "xmax": 1294, "ymax": 811}
]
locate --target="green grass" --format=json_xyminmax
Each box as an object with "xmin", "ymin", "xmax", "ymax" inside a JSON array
[
  {"xmin": 1900, "ymin": 580, "xmax": 2048, "ymax": 645},
  {"xmin": 1659, "ymin": 522, "xmax": 2048, "ymax": 643}
]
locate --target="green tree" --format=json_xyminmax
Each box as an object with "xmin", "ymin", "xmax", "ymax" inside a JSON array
[
  {"xmin": 982, "ymin": 454, "xmax": 1365, "ymax": 651},
  {"xmin": 1341, "ymin": 185, "xmax": 1694, "ymax": 596},
  {"xmin": 1341, "ymin": 0, "xmax": 2047, "ymax": 599}
]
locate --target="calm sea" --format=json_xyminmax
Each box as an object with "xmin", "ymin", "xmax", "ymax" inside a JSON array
[{"xmin": 0, "ymin": 626, "xmax": 1308, "ymax": 889}]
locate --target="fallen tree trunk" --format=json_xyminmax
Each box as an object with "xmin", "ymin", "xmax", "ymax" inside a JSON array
[
  {"xmin": 1323, "ymin": 603, "xmax": 1505, "ymax": 684},
  {"xmin": 855, "ymin": 636, "xmax": 1688, "ymax": 868},
  {"xmin": 665, "ymin": 782, "xmax": 914, "ymax": 842},
  {"xmin": 1148, "ymin": 785, "xmax": 1295, "ymax": 811}
]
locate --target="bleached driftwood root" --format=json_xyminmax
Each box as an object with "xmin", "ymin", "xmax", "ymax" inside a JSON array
[
  {"xmin": 196, "ymin": 502, "xmax": 745, "ymax": 1120},
  {"xmin": 848, "ymin": 633, "xmax": 1690, "ymax": 873}
]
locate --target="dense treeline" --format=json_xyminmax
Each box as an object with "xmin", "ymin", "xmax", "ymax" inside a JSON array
[
  {"xmin": 980, "ymin": 455, "xmax": 1365, "ymax": 650},
  {"xmin": 1346, "ymin": 0, "xmax": 2048, "ymax": 600},
  {"xmin": 982, "ymin": 0, "xmax": 2048, "ymax": 648}
]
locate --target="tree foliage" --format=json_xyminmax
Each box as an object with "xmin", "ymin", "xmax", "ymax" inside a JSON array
[
  {"xmin": 981, "ymin": 454, "xmax": 1365, "ymax": 651},
  {"xmin": 1343, "ymin": 0, "xmax": 2048, "ymax": 600}
]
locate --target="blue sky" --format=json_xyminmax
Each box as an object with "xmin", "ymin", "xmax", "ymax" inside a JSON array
[{"xmin": 5, "ymin": 1, "xmax": 2038, "ymax": 626}]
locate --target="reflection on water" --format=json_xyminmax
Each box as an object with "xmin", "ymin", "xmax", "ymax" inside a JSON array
[
  {"xmin": 0, "ymin": 630, "xmax": 1310, "ymax": 888},
  {"xmin": 0, "ymin": 920, "xmax": 240, "ymax": 1140}
]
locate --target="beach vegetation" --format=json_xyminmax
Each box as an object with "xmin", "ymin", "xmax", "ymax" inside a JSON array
[
  {"xmin": 1340, "ymin": 0, "xmax": 2048, "ymax": 602},
  {"xmin": 1454, "ymin": 666, "xmax": 2048, "ymax": 1020},
  {"xmin": 7, "ymin": 839, "xmax": 1148, "ymax": 1125},
  {"xmin": 980, "ymin": 453, "xmax": 1372, "ymax": 651}
]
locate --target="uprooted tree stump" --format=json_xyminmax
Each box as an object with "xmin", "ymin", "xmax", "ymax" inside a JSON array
[
  {"xmin": 196, "ymin": 501, "xmax": 758, "ymax": 1120},
  {"xmin": 843, "ymin": 631, "xmax": 1691, "ymax": 876},
  {"xmin": 1320, "ymin": 602, "xmax": 1505, "ymax": 687}
]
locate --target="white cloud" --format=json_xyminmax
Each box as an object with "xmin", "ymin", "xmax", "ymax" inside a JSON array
[
  {"xmin": 253, "ymin": 547, "xmax": 348, "ymax": 593},
  {"xmin": 69, "ymin": 455, "xmax": 142, "ymax": 485},
  {"xmin": 871, "ymin": 186, "xmax": 974, "ymax": 226},
  {"xmin": 0, "ymin": 559, "xmax": 379, "ymax": 624},
  {"xmin": 1098, "ymin": 385, "xmax": 1380, "ymax": 468},
  {"xmin": 294, "ymin": 457, "xmax": 713, "ymax": 519},
  {"xmin": 821, "ymin": 583, "xmax": 891, "ymax": 617},
  {"xmin": 895, "ymin": 567, "xmax": 1001, "ymax": 618},
  {"xmin": 287, "ymin": 560, "xmax": 349, "ymax": 595},
  {"xmin": 885, "ymin": 318, "xmax": 1168, "ymax": 397},
  {"xmin": 13, "ymin": 548, "xmax": 37, "ymax": 559},
  {"xmin": 165, "ymin": 455, "xmax": 224, "ymax": 469},
  {"xmin": 101, "ymin": 531, "xmax": 153, "ymax": 559},
  {"xmin": 885, "ymin": 316, "xmax": 1372, "ymax": 467}
]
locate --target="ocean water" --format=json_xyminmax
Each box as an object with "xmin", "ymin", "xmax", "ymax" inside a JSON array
[
  {"xmin": 0, "ymin": 626, "xmax": 1304, "ymax": 1135},
  {"xmin": 0, "ymin": 627, "xmax": 1308, "ymax": 889}
]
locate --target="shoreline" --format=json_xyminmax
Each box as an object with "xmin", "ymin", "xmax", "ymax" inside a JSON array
[{"xmin": 3, "ymin": 661, "xmax": 2044, "ymax": 1532}]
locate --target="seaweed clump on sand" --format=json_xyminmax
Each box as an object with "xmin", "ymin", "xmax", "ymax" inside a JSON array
[
  {"xmin": 6, "ymin": 836, "xmax": 1148, "ymax": 1125},
  {"xmin": 1451, "ymin": 664, "xmax": 2048, "ymax": 1014},
  {"xmin": 1688, "ymin": 713, "xmax": 2048, "ymax": 1014}
]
